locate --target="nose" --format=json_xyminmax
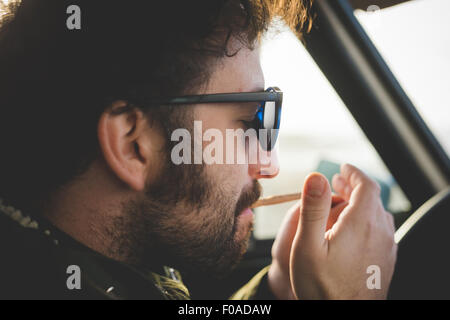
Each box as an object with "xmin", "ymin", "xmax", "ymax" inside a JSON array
[{"xmin": 248, "ymin": 146, "xmax": 280, "ymax": 180}]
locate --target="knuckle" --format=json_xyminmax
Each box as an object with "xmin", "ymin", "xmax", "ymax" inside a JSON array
[
  {"xmin": 364, "ymin": 217, "xmax": 377, "ymax": 235},
  {"xmin": 341, "ymin": 163, "xmax": 351, "ymax": 174},
  {"xmin": 344, "ymin": 164, "xmax": 379, "ymax": 192},
  {"xmin": 361, "ymin": 182, "xmax": 382, "ymax": 205},
  {"xmin": 301, "ymin": 208, "xmax": 328, "ymax": 222},
  {"xmin": 341, "ymin": 163, "xmax": 357, "ymax": 181},
  {"xmin": 348, "ymin": 170, "xmax": 360, "ymax": 186},
  {"xmin": 365, "ymin": 179, "xmax": 380, "ymax": 194}
]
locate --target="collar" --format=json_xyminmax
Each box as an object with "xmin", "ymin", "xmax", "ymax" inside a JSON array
[{"xmin": 0, "ymin": 198, "xmax": 190, "ymax": 300}]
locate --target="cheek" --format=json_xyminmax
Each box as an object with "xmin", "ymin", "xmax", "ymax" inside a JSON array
[
  {"xmin": 204, "ymin": 162, "xmax": 248, "ymax": 196},
  {"xmin": 194, "ymin": 106, "xmax": 251, "ymax": 186}
]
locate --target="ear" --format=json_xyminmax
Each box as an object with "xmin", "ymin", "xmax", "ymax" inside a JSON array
[{"xmin": 98, "ymin": 101, "xmax": 155, "ymax": 191}]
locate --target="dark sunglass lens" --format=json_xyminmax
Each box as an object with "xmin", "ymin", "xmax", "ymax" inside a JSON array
[
  {"xmin": 253, "ymin": 103, "xmax": 264, "ymax": 129},
  {"xmin": 275, "ymin": 102, "xmax": 282, "ymax": 130}
]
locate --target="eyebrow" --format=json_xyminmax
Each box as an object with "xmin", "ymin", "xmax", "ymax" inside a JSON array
[{"xmin": 245, "ymin": 85, "xmax": 265, "ymax": 93}]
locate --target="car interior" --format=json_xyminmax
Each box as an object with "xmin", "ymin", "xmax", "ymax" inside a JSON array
[{"xmin": 0, "ymin": 0, "xmax": 448, "ymax": 300}]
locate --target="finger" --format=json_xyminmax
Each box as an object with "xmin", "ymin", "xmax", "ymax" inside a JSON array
[
  {"xmin": 326, "ymin": 200, "xmax": 348, "ymax": 231},
  {"xmin": 274, "ymin": 201, "xmax": 301, "ymax": 249},
  {"xmin": 298, "ymin": 173, "xmax": 332, "ymax": 249},
  {"xmin": 340, "ymin": 163, "xmax": 370, "ymax": 189},
  {"xmin": 272, "ymin": 201, "xmax": 301, "ymax": 265},
  {"xmin": 332, "ymin": 194, "xmax": 346, "ymax": 206},
  {"xmin": 340, "ymin": 163, "xmax": 381, "ymax": 208},
  {"xmin": 332, "ymin": 174, "xmax": 351, "ymax": 201}
]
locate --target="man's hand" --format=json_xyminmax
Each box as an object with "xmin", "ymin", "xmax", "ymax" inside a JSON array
[
  {"xmin": 268, "ymin": 164, "xmax": 397, "ymax": 299},
  {"xmin": 268, "ymin": 186, "xmax": 347, "ymax": 299}
]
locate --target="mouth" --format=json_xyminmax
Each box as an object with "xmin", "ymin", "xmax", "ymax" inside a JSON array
[
  {"xmin": 238, "ymin": 207, "xmax": 254, "ymax": 217},
  {"xmin": 234, "ymin": 181, "xmax": 262, "ymax": 218}
]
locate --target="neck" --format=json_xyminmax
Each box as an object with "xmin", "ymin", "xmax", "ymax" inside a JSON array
[{"xmin": 42, "ymin": 159, "xmax": 134, "ymax": 264}]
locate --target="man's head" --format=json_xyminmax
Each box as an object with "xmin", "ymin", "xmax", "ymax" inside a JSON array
[{"xmin": 0, "ymin": 0, "xmax": 311, "ymax": 277}]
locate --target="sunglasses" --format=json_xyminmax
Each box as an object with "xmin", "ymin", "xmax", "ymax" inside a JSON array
[{"xmin": 136, "ymin": 87, "xmax": 282, "ymax": 151}]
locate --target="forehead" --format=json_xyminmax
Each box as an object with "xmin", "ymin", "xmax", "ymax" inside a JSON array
[{"xmin": 203, "ymin": 43, "xmax": 265, "ymax": 94}]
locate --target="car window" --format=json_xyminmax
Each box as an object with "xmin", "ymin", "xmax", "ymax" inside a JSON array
[
  {"xmin": 355, "ymin": 0, "xmax": 450, "ymax": 157},
  {"xmin": 255, "ymin": 20, "xmax": 412, "ymax": 240}
]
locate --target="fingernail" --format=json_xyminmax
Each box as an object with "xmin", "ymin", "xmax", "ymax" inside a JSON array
[{"xmin": 306, "ymin": 174, "xmax": 326, "ymax": 198}]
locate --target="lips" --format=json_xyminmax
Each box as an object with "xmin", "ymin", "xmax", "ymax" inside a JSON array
[
  {"xmin": 234, "ymin": 181, "xmax": 262, "ymax": 217},
  {"xmin": 239, "ymin": 208, "xmax": 253, "ymax": 217}
]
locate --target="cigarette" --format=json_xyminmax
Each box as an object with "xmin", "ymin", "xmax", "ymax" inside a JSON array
[{"xmin": 251, "ymin": 192, "xmax": 301, "ymax": 209}]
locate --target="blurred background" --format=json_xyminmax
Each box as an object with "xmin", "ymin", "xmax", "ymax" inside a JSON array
[{"xmin": 255, "ymin": 0, "xmax": 450, "ymax": 239}]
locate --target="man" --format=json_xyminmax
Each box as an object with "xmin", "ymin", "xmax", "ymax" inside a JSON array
[{"xmin": 0, "ymin": 0, "xmax": 396, "ymax": 299}]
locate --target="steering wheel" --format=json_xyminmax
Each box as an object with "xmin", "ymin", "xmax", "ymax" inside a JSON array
[{"xmin": 388, "ymin": 187, "xmax": 450, "ymax": 299}]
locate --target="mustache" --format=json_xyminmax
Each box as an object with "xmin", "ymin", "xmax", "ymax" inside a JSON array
[{"xmin": 234, "ymin": 180, "xmax": 262, "ymax": 217}]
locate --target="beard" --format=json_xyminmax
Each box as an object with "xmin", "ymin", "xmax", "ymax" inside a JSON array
[{"xmin": 106, "ymin": 149, "xmax": 262, "ymax": 279}]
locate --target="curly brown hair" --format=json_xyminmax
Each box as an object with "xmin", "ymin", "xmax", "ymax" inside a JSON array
[{"xmin": 0, "ymin": 0, "xmax": 312, "ymax": 209}]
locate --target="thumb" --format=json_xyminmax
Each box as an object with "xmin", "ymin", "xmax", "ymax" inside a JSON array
[{"xmin": 298, "ymin": 173, "xmax": 332, "ymax": 249}]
